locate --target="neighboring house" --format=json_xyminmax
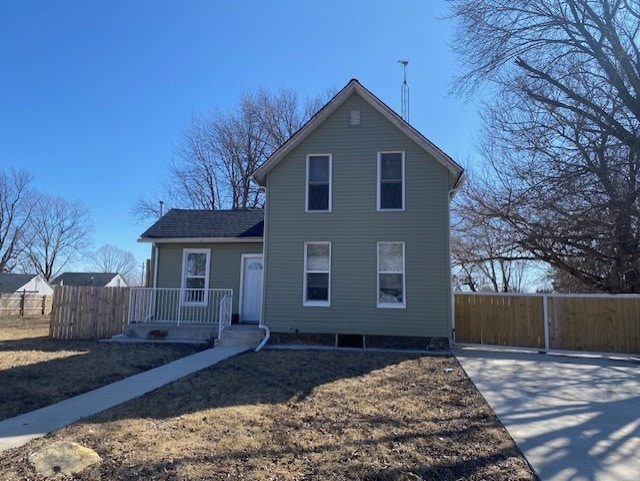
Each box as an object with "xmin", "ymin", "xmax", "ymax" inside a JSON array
[
  {"xmin": 52, "ymin": 272, "xmax": 128, "ymax": 288},
  {"xmin": 0, "ymin": 274, "xmax": 54, "ymax": 296},
  {"xmin": 138, "ymin": 78, "xmax": 463, "ymax": 348},
  {"xmin": 139, "ymin": 209, "xmax": 264, "ymax": 322}
]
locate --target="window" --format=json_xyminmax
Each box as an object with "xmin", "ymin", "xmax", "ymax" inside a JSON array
[
  {"xmin": 377, "ymin": 151, "xmax": 405, "ymax": 210},
  {"xmin": 306, "ymin": 154, "xmax": 332, "ymax": 211},
  {"xmin": 304, "ymin": 242, "xmax": 331, "ymax": 306},
  {"xmin": 377, "ymin": 242, "xmax": 405, "ymax": 308},
  {"xmin": 181, "ymin": 249, "xmax": 210, "ymax": 305}
]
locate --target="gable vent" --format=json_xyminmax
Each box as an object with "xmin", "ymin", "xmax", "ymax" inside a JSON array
[{"xmin": 349, "ymin": 109, "xmax": 361, "ymax": 126}]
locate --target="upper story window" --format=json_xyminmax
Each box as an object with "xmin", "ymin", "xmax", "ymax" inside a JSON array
[
  {"xmin": 306, "ymin": 154, "xmax": 332, "ymax": 212},
  {"xmin": 377, "ymin": 151, "xmax": 405, "ymax": 211},
  {"xmin": 181, "ymin": 248, "xmax": 210, "ymax": 305}
]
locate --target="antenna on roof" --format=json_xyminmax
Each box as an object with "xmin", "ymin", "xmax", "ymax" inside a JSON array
[{"xmin": 398, "ymin": 60, "xmax": 409, "ymax": 123}]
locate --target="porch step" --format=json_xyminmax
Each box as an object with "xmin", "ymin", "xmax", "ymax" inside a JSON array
[
  {"xmin": 214, "ymin": 325, "xmax": 265, "ymax": 349},
  {"xmin": 123, "ymin": 323, "xmax": 217, "ymax": 343}
]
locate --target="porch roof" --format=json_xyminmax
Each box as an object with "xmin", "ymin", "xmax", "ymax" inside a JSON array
[{"xmin": 139, "ymin": 209, "xmax": 264, "ymax": 242}]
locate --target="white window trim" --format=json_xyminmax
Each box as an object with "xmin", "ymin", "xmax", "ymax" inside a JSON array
[
  {"xmin": 303, "ymin": 241, "xmax": 331, "ymax": 307},
  {"xmin": 181, "ymin": 248, "xmax": 211, "ymax": 306},
  {"xmin": 305, "ymin": 154, "xmax": 332, "ymax": 213},
  {"xmin": 377, "ymin": 151, "xmax": 405, "ymax": 211},
  {"xmin": 377, "ymin": 241, "xmax": 406, "ymax": 309}
]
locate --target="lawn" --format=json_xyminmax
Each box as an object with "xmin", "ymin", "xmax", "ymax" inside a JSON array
[
  {"xmin": 0, "ymin": 317, "xmax": 203, "ymax": 421},
  {"xmin": 0, "ymin": 349, "xmax": 537, "ymax": 480}
]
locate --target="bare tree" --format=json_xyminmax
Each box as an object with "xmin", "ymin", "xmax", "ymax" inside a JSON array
[
  {"xmin": 0, "ymin": 168, "xmax": 35, "ymax": 273},
  {"xmin": 132, "ymin": 86, "xmax": 335, "ymax": 222},
  {"xmin": 85, "ymin": 244, "xmax": 139, "ymax": 286},
  {"xmin": 451, "ymin": 178, "xmax": 530, "ymax": 292},
  {"xmin": 24, "ymin": 194, "xmax": 93, "ymax": 281},
  {"xmin": 448, "ymin": 0, "xmax": 640, "ymax": 292}
]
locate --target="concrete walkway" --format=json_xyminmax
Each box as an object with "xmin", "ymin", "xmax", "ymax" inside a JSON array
[
  {"xmin": 0, "ymin": 346, "xmax": 246, "ymax": 452},
  {"xmin": 455, "ymin": 347, "xmax": 640, "ymax": 481}
]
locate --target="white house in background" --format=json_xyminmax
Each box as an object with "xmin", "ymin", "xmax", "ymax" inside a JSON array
[
  {"xmin": 0, "ymin": 274, "xmax": 54, "ymax": 295},
  {"xmin": 51, "ymin": 272, "xmax": 128, "ymax": 288}
]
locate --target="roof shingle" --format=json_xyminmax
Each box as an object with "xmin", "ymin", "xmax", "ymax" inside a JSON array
[
  {"xmin": 51, "ymin": 273, "xmax": 122, "ymax": 287},
  {"xmin": 139, "ymin": 209, "xmax": 264, "ymax": 240},
  {"xmin": 0, "ymin": 274, "xmax": 39, "ymax": 293}
]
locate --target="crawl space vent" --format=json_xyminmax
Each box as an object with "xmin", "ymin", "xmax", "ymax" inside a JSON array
[{"xmin": 349, "ymin": 109, "xmax": 361, "ymax": 126}]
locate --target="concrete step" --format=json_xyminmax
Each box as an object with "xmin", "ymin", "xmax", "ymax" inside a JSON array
[
  {"xmin": 123, "ymin": 323, "xmax": 217, "ymax": 342},
  {"xmin": 214, "ymin": 325, "xmax": 265, "ymax": 348}
]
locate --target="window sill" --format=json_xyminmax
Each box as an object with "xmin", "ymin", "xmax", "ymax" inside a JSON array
[
  {"xmin": 377, "ymin": 303, "xmax": 406, "ymax": 309},
  {"xmin": 377, "ymin": 208, "xmax": 405, "ymax": 212},
  {"xmin": 304, "ymin": 301, "xmax": 331, "ymax": 307}
]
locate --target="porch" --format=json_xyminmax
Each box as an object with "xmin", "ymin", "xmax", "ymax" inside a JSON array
[
  {"xmin": 125, "ymin": 288, "xmax": 264, "ymax": 347},
  {"xmin": 127, "ymin": 287, "xmax": 232, "ymax": 339}
]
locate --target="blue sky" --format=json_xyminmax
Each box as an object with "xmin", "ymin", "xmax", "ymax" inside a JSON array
[{"xmin": 0, "ymin": 1, "xmax": 480, "ymax": 270}]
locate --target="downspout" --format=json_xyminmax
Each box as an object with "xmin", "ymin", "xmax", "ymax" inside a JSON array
[
  {"xmin": 449, "ymin": 172, "xmax": 465, "ymax": 347},
  {"xmin": 252, "ymin": 178, "xmax": 270, "ymax": 352},
  {"xmin": 255, "ymin": 325, "xmax": 270, "ymax": 352},
  {"xmin": 152, "ymin": 243, "xmax": 159, "ymax": 289}
]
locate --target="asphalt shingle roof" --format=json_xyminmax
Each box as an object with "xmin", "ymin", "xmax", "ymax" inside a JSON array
[
  {"xmin": 0, "ymin": 274, "xmax": 39, "ymax": 293},
  {"xmin": 139, "ymin": 209, "xmax": 264, "ymax": 240},
  {"xmin": 51, "ymin": 272, "xmax": 121, "ymax": 287}
]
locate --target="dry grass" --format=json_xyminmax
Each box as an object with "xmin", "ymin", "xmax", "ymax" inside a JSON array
[
  {"xmin": 0, "ymin": 350, "xmax": 536, "ymax": 480},
  {"xmin": 0, "ymin": 317, "xmax": 202, "ymax": 421}
]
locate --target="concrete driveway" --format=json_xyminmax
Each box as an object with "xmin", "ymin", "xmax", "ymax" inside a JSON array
[{"xmin": 455, "ymin": 347, "xmax": 640, "ymax": 481}]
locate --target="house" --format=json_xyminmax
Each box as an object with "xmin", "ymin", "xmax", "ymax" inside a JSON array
[
  {"xmin": 139, "ymin": 209, "xmax": 264, "ymax": 322},
  {"xmin": 52, "ymin": 272, "xmax": 128, "ymax": 288},
  {"xmin": 0, "ymin": 274, "xmax": 54, "ymax": 296},
  {"xmin": 136, "ymin": 78, "xmax": 463, "ymax": 348}
]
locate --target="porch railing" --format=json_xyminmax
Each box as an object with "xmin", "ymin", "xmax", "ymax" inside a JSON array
[
  {"xmin": 218, "ymin": 294, "xmax": 232, "ymax": 339},
  {"xmin": 128, "ymin": 288, "xmax": 233, "ymax": 326}
]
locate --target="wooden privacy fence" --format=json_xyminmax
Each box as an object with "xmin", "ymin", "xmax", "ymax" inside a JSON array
[
  {"xmin": 49, "ymin": 286, "xmax": 130, "ymax": 340},
  {"xmin": 455, "ymin": 293, "xmax": 640, "ymax": 355},
  {"xmin": 0, "ymin": 292, "xmax": 52, "ymax": 317}
]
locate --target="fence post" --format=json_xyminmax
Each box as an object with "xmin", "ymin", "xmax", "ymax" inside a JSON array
[
  {"xmin": 543, "ymin": 294, "xmax": 550, "ymax": 353},
  {"xmin": 20, "ymin": 289, "xmax": 26, "ymax": 317}
]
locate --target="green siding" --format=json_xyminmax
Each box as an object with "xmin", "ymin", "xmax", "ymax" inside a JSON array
[
  {"xmin": 155, "ymin": 242, "xmax": 263, "ymax": 315},
  {"xmin": 263, "ymin": 93, "xmax": 452, "ymax": 338}
]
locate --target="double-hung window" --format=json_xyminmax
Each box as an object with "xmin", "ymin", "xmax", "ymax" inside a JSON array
[
  {"xmin": 306, "ymin": 154, "xmax": 332, "ymax": 211},
  {"xmin": 377, "ymin": 151, "xmax": 405, "ymax": 210},
  {"xmin": 181, "ymin": 248, "xmax": 210, "ymax": 305},
  {"xmin": 304, "ymin": 242, "xmax": 331, "ymax": 306},
  {"xmin": 377, "ymin": 242, "xmax": 405, "ymax": 308}
]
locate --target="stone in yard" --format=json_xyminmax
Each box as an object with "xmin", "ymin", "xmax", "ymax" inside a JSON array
[{"xmin": 28, "ymin": 441, "xmax": 101, "ymax": 478}]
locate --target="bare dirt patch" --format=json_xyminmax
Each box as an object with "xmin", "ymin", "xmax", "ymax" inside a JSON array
[
  {"xmin": 0, "ymin": 317, "xmax": 202, "ymax": 420},
  {"xmin": 0, "ymin": 350, "xmax": 537, "ymax": 480}
]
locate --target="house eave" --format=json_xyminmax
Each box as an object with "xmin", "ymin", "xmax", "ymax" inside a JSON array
[
  {"xmin": 252, "ymin": 79, "xmax": 464, "ymax": 189},
  {"xmin": 138, "ymin": 237, "xmax": 264, "ymax": 244}
]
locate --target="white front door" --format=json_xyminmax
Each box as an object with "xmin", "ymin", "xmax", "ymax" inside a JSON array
[{"xmin": 240, "ymin": 255, "xmax": 263, "ymax": 323}]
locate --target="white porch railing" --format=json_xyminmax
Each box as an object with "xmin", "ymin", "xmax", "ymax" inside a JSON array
[
  {"xmin": 218, "ymin": 294, "xmax": 232, "ymax": 339},
  {"xmin": 128, "ymin": 288, "xmax": 233, "ymax": 326}
]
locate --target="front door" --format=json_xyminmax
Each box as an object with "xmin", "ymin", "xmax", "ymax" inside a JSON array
[{"xmin": 240, "ymin": 255, "xmax": 263, "ymax": 323}]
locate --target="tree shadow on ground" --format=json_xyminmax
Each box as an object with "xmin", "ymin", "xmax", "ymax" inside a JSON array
[
  {"xmin": 0, "ymin": 336, "xmax": 200, "ymax": 420},
  {"xmin": 0, "ymin": 350, "xmax": 537, "ymax": 480},
  {"xmin": 457, "ymin": 348, "xmax": 640, "ymax": 480}
]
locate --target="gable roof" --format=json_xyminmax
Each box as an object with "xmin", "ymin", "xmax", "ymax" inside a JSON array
[
  {"xmin": 51, "ymin": 272, "xmax": 122, "ymax": 287},
  {"xmin": 138, "ymin": 208, "xmax": 264, "ymax": 243},
  {"xmin": 252, "ymin": 78, "xmax": 464, "ymax": 190},
  {"xmin": 0, "ymin": 274, "xmax": 39, "ymax": 293}
]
